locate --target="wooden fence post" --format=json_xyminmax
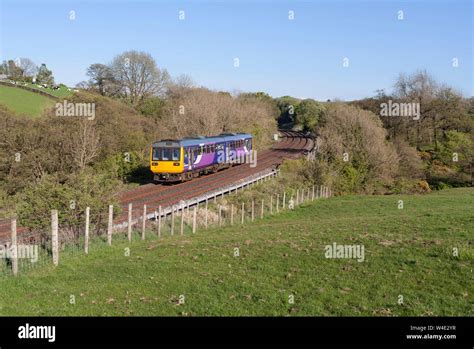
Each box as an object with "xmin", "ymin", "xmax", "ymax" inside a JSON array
[
  {"xmin": 205, "ymin": 199, "xmax": 208, "ymax": 229},
  {"xmin": 107, "ymin": 205, "xmax": 113, "ymax": 246},
  {"xmin": 283, "ymin": 192, "xmax": 286, "ymax": 209},
  {"xmin": 11, "ymin": 219, "xmax": 18, "ymax": 276},
  {"xmin": 276, "ymin": 194, "xmax": 280, "ymax": 212},
  {"xmin": 85, "ymin": 207, "xmax": 90, "ymax": 254},
  {"xmin": 192, "ymin": 206, "xmax": 197, "ymax": 233},
  {"xmin": 127, "ymin": 203, "xmax": 132, "ymax": 242},
  {"xmin": 251, "ymin": 200, "xmax": 255, "ymax": 222},
  {"xmin": 158, "ymin": 206, "xmax": 162, "ymax": 238},
  {"xmin": 180, "ymin": 207, "xmax": 185, "ymax": 235},
  {"xmin": 219, "ymin": 205, "xmax": 222, "ymax": 226},
  {"xmin": 230, "ymin": 204, "xmax": 234, "ymax": 225},
  {"xmin": 171, "ymin": 206, "xmax": 175, "ymax": 235},
  {"xmin": 51, "ymin": 209, "xmax": 59, "ymax": 266},
  {"xmin": 312, "ymin": 185, "xmax": 315, "ymax": 201},
  {"xmin": 186, "ymin": 204, "xmax": 190, "ymax": 225},
  {"xmin": 241, "ymin": 202, "xmax": 245, "ymax": 224},
  {"xmin": 296, "ymin": 190, "xmax": 299, "ymax": 205},
  {"xmin": 141, "ymin": 204, "xmax": 147, "ymax": 240}
]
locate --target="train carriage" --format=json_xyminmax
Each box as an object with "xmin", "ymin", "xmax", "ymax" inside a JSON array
[{"xmin": 150, "ymin": 133, "xmax": 252, "ymax": 182}]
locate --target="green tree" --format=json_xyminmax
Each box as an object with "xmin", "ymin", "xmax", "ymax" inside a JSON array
[
  {"xmin": 35, "ymin": 63, "xmax": 54, "ymax": 86},
  {"xmin": 294, "ymin": 99, "xmax": 325, "ymax": 132}
]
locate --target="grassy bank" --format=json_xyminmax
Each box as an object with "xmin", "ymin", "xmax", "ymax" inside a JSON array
[{"xmin": 0, "ymin": 188, "xmax": 472, "ymax": 316}]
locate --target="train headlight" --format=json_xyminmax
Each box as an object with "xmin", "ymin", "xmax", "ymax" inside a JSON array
[
  {"xmin": 173, "ymin": 162, "xmax": 180, "ymax": 166},
  {"xmin": 152, "ymin": 162, "xmax": 158, "ymax": 166}
]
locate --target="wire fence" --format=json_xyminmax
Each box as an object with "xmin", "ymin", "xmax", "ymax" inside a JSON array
[{"xmin": 1, "ymin": 184, "xmax": 332, "ymax": 277}]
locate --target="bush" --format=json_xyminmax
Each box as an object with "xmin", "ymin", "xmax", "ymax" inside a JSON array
[
  {"xmin": 315, "ymin": 103, "xmax": 399, "ymax": 194},
  {"xmin": 17, "ymin": 168, "xmax": 122, "ymax": 234}
]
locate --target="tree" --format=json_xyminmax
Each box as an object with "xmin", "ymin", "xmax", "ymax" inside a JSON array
[
  {"xmin": 315, "ymin": 103, "xmax": 399, "ymax": 194},
  {"xmin": 5, "ymin": 60, "xmax": 23, "ymax": 81},
  {"xmin": 17, "ymin": 58, "xmax": 38, "ymax": 79},
  {"xmin": 111, "ymin": 51, "xmax": 170, "ymax": 105},
  {"xmin": 275, "ymin": 96, "xmax": 301, "ymax": 126},
  {"xmin": 294, "ymin": 99, "xmax": 325, "ymax": 132},
  {"xmin": 36, "ymin": 63, "xmax": 54, "ymax": 86},
  {"xmin": 86, "ymin": 63, "xmax": 118, "ymax": 96}
]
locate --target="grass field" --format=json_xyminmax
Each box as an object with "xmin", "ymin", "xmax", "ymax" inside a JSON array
[
  {"xmin": 0, "ymin": 85, "xmax": 55, "ymax": 117},
  {"xmin": 0, "ymin": 188, "xmax": 472, "ymax": 316},
  {"xmin": 21, "ymin": 82, "xmax": 73, "ymax": 98}
]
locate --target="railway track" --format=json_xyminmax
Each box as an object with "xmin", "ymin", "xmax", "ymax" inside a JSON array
[{"xmin": 0, "ymin": 130, "xmax": 313, "ymax": 240}]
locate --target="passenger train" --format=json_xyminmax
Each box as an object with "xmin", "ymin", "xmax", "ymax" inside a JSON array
[{"xmin": 150, "ymin": 133, "xmax": 253, "ymax": 182}]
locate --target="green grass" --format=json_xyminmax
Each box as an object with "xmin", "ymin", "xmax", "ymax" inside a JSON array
[
  {"xmin": 0, "ymin": 188, "xmax": 472, "ymax": 316},
  {"xmin": 22, "ymin": 82, "xmax": 73, "ymax": 98},
  {"xmin": 0, "ymin": 85, "xmax": 55, "ymax": 117}
]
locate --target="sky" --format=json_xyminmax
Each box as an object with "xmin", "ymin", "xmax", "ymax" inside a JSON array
[{"xmin": 0, "ymin": 0, "xmax": 472, "ymax": 100}]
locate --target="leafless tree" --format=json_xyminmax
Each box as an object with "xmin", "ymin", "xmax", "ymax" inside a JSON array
[{"xmin": 111, "ymin": 51, "xmax": 170, "ymax": 105}]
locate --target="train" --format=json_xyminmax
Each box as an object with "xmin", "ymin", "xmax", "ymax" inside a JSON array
[{"xmin": 150, "ymin": 133, "xmax": 253, "ymax": 182}]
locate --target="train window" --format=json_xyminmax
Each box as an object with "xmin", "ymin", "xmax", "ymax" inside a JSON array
[
  {"xmin": 199, "ymin": 146, "xmax": 203, "ymax": 155},
  {"xmin": 152, "ymin": 148, "xmax": 160, "ymax": 161},
  {"xmin": 154, "ymin": 147, "xmax": 180, "ymax": 161},
  {"xmin": 172, "ymin": 148, "xmax": 180, "ymax": 161}
]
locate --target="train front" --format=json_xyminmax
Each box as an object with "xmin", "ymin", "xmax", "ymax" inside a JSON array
[{"xmin": 150, "ymin": 140, "xmax": 184, "ymax": 182}]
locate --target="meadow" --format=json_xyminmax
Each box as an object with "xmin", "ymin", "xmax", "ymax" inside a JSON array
[{"xmin": 0, "ymin": 188, "xmax": 472, "ymax": 316}]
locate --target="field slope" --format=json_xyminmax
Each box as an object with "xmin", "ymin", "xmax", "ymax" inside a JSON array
[
  {"xmin": 0, "ymin": 188, "xmax": 472, "ymax": 316},
  {"xmin": 0, "ymin": 85, "xmax": 55, "ymax": 117}
]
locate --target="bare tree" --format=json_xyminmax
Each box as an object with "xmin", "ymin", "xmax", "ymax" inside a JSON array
[
  {"xmin": 111, "ymin": 51, "xmax": 170, "ymax": 105},
  {"xmin": 17, "ymin": 58, "xmax": 38, "ymax": 78},
  {"xmin": 69, "ymin": 118, "xmax": 100, "ymax": 170}
]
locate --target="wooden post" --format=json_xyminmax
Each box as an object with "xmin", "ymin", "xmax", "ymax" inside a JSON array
[
  {"xmin": 127, "ymin": 203, "xmax": 132, "ymax": 242},
  {"xmin": 320, "ymin": 185, "xmax": 323, "ymax": 198},
  {"xmin": 180, "ymin": 207, "xmax": 185, "ymax": 235},
  {"xmin": 205, "ymin": 199, "xmax": 208, "ymax": 229},
  {"xmin": 192, "ymin": 206, "xmax": 197, "ymax": 233},
  {"xmin": 171, "ymin": 206, "xmax": 175, "ymax": 235},
  {"xmin": 219, "ymin": 205, "xmax": 222, "ymax": 226},
  {"xmin": 11, "ymin": 219, "xmax": 18, "ymax": 276},
  {"xmin": 107, "ymin": 205, "xmax": 113, "ymax": 246},
  {"xmin": 312, "ymin": 185, "xmax": 315, "ymax": 201},
  {"xmin": 158, "ymin": 206, "xmax": 162, "ymax": 238},
  {"xmin": 230, "ymin": 204, "xmax": 234, "ymax": 225},
  {"xmin": 51, "ymin": 209, "xmax": 59, "ymax": 266},
  {"xmin": 270, "ymin": 195, "xmax": 273, "ymax": 214},
  {"xmin": 186, "ymin": 204, "xmax": 190, "ymax": 225},
  {"xmin": 307, "ymin": 188, "xmax": 310, "ymax": 201},
  {"xmin": 260, "ymin": 200, "xmax": 264, "ymax": 219},
  {"xmin": 141, "ymin": 204, "xmax": 147, "ymax": 240},
  {"xmin": 283, "ymin": 192, "xmax": 286, "ymax": 209},
  {"xmin": 241, "ymin": 202, "xmax": 245, "ymax": 224},
  {"xmin": 276, "ymin": 194, "xmax": 280, "ymax": 212},
  {"xmin": 251, "ymin": 200, "xmax": 255, "ymax": 222},
  {"xmin": 84, "ymin": 207, "xmax": 90, "ymax": 254},
  {"xmin": 296, "ymin": 190, "xmax": 299, "ymax": 205}
]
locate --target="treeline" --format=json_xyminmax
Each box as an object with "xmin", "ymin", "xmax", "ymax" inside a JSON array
[{"xmin": 278, "ymin": 71, "xmax": 473, "ymax": 194}]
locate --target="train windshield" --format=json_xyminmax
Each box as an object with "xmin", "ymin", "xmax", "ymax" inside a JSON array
[{"xmin": 152, "ymin": 147, "xmax": 180, "ymax": 161}]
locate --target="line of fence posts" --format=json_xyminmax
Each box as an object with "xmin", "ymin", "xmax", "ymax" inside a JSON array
[{"xmin": 5, "ymin": 184, "xmax": 332, "ymax": 274}]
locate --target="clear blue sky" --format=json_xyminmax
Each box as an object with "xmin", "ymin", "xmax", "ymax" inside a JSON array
[{"xmin": 0, "ymin": 0, "xmax": 472, "ymax": 100}]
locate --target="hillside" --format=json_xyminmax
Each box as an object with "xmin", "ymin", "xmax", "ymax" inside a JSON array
[
  {"xmin": 0, "ymin": 84, "xmax": 55, "ymax": 117},
  {"xmin": 0, "ymin": 188, "xmax": 472, "ymax": 316}
]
